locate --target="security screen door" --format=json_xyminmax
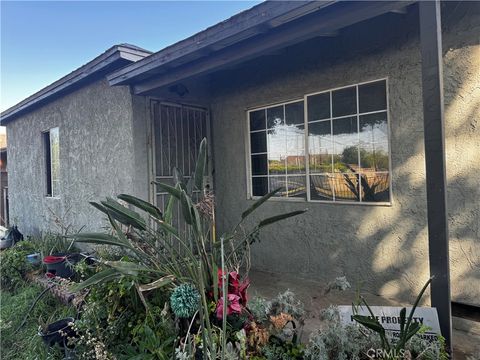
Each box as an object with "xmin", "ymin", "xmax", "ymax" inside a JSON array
[{"xmin": 151, "ymin": 101, "xmax": 210, "ymax": 230}]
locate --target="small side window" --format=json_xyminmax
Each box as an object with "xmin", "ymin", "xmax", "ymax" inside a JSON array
[{"xmin": 43, "ymin": 127, "xmax": 60, "ymax": 197}]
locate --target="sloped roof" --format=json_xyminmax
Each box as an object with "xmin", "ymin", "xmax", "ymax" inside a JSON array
[
  {"xmin": 107, "ymin": 1, "xmax": 414, "ymax": 95},
  {"xmin": 0, "ymin": 43, "xmax": 152, "ymax": 124},
  {"xmin": 107, "ymin": 1, "xmax": 337, "ymax": 86}
]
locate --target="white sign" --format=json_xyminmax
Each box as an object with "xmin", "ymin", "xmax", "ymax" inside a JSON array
[{"xmin": 338, "ymin": 306, "xmax": 441, "ymax": 342}]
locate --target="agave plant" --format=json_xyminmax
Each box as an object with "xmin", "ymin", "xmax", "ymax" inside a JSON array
[
  {"xmin": 352, "ymin": 277, "xmax": 433, "ymax": 359},
  {"xmin": 69, "ymin": 138, "xmax": 306, "ymax": 359}
]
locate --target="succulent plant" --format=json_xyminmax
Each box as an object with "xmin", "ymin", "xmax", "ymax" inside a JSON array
[{"xmin": 170, "ymin": 284, "xmax": 200, "ymax": 319}]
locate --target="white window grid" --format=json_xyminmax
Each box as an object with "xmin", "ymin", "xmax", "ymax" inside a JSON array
[
  {"xmin": 246, "ymin": 78, "xmax": 392, "ymax": 205},
  {"xmin": 249, "ymin": 99, "xmax": 306, "ymax": 199}
]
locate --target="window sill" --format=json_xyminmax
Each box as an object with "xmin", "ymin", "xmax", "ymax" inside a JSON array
[
  {"xmin": 247, "ymin": 196, "xmax": 392, "ymax": 206},
  {"xmin": 45, "ymin": 196, "xmax": 61, "ymax": 200}
]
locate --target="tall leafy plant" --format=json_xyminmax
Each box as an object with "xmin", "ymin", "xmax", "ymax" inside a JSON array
[{"xmin": 70, "ymin": 138, "xmax": 306, "ymax": 359}]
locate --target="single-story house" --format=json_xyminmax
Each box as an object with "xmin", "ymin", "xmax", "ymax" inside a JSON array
[
  {"xmin": 1, "ymin": 1, "xmax": 479, "ymax": 343},
  {"xmin": 0, "ymin": 132, "xmax": 7, "ymax": 226}
]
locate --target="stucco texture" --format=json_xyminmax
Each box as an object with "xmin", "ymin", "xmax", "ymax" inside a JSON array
[
  {"xmin": 6, "ymin": 79, "xmax": 139, "ymax": 235},
  {"xmin": 209, "ymin": 4, "xmax": 480, "ymax": 306}
]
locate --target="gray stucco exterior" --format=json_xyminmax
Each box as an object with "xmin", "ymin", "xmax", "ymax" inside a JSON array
[
  {"xmin": 209, "ymin": 5, "xmax": 479, "ymax": 306},
  {"xmin": 6, "ymin": 79, "xmax": 149, "ymax": 235},
  {"xmin": 3, "ymin": 2, "xmax": 479, "ymax": 309}
]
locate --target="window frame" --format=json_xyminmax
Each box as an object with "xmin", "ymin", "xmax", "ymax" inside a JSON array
[
  {"xmin": 245, "ymin": 77, "xmax": 392, "ymax": 205},
  {"xmin": 43, "ymin": 127, "xmax": 60, "ymax": 198},
  {"xmin": 246, "ymin": 97, "xmax": 307, "ymax": 202}
]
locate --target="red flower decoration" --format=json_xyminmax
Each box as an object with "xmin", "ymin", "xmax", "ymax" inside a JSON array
[
  {"xmin": 216, "ymin": 294, "xmax": 242, "ymax": 319},
  {"xmin": 218, "ymin": 270, "xmax": 250, "ymax": 306}
]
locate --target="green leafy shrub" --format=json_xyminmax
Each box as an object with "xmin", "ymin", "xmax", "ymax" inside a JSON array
[
  {"xmin": 0, "ymin": 283, "xmax": 75, "ymax": 360},
  {"xmin": 0, "ymin": 241, "xmax": 35, "ymax": 291},
  {"xmin": 72, "ymin": 271, "xmax": 174, "ymax": 359}
]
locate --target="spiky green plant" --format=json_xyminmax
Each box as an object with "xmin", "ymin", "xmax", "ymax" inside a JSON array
[
  {"xmin": 69, "ymin": 138, "xmax": 307, "ymax": 359},
  {"xmin": 352, "ymin": 277, "xmax": 433, "ymax": 359}
]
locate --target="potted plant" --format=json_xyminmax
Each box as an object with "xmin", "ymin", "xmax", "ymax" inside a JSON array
[
  {"xmin": 26, "ymin": 252, "xmax": 41, "ymax": 265},
  {"xmin": 38, "ymin": 316, "xmax": 76, "ymax": 348},
  {"xmin": 40, "ymin": 234, "xmax": 81, "ymax": 278}
]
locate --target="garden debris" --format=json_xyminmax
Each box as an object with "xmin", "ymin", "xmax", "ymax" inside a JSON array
[{"xmin": 26, "ymin": 272, "xmax": 76, "ymax": 305}]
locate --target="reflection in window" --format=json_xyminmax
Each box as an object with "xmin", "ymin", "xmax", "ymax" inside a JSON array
[
  {"xmin": 359, "ymin": 112, "xmax": 389, "ymax": 171},
  {"xmin": 250, "ymin": 100, "xmax": 306, "ymax": 199},
  {"xmin": 332, "ymin": 86, "xmax": 356, "ymax": 117},
  {"xmin": 309, "ymin": 174, "xmax": 333, "ymax": 201},
  {"xmin": 308, "ymin": 120, "xmax": 333, "ymax": 174},
  {"xmin": 332, "ymin": 116, "xmax": 358, "ymax": 173},
  {"xmin": 248, "ymin": 79, "xmax": 390, "ymax": 203}
]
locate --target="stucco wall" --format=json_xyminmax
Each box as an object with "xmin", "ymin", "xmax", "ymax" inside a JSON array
[
  {"xmin": 209, "ymin": 4, "xmax": 480, "ymax": 305},
  {"xmin": 6, "ymin": 79, "xmax": 137, "ymax": 235}
]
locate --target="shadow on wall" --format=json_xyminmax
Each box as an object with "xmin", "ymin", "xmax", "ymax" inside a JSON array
[{"xmin": 242, "ymin": 3, "xmax": 480, "ymax": 314}]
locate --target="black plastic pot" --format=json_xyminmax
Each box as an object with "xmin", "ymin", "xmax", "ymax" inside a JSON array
[
  {"xmin": 39, "ymin": 317, "xmax": 76, "ymax": 347},
  {"xmin": 43, "ymin": 253, "xmax": 81, "ymax": 278}
]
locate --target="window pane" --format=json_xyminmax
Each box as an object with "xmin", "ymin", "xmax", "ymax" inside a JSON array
[
  {"xmin": 250, "ymin": 109, "xmax": 266, "ymax": 131},
  {"xmin": 250, "ymin": 131, "xmax": 267, "ymax": 153},
  {"xmin": 287, "ymin": 176, "xmax": 306, "ymax": 199},
  {"xmin": 360, "ymin": 172, "xmax": 390, "ymax": 202},
  {"xmin": 286, "ymin": 125, "xmax": 305, "ymax": 174},
  {"xmin": 267, "ymin": 105, "xmax": 284, "ymax": 129},
  {"xmin": 52, "ymin": 180, "xmax": 60, "ymax": 197},
  {"xmin": 308, "ymin": 93, "xmax": 330, "ymax": 122},
  {"xmin": 359, "ymin": 112, "xmax": 389, "ymax": 171},
  {"xmin": 332, "ymin": 116, "xmax": 358, "ymax": 172},
  {"xmin": 308, "ymin": 120, "xmax": 333, "ymax": 173},
  {"xmin": 51, "ymin": 161, "xmax": 60, "ymax": 180},
  {"xmin": 252, "ymin": 177, "xmax": 268, "ymax": 196},
  {"xmin": 359, "ymin": 80, "xmax": 387, "ymax": 113},
  {"xmin": 269, "ymin": 176, "xmax": 287, "ymax": 197},
  {"xmin": 267, "ymin": 127, "xmax": 285, "ymax": 156},
  {"xmin": 334, "ymin": 173, "xmax": 360, "ymax": 202},
  {"xmin": 310, "ymin": 174, "xmax": 334, "ymax": 201},
  {"xmin": 286, "ymin": 153, "xmax": 305, "ymax": 174},
  {"xmin": 268, "ymin": 153, "xmax": 285, "ymax": 174},
  {"xmin": 285, "ymin": 101, "xmax": 304, "ymax": 125},
  {"xmin": 332, "ymin": 86, "xmax": 357, "ymax": 117},
  {"xmin": 50, "ymin": 128, "xmax": 60, "ymax": 166},
  {"xmin": 251, "ymin": 154, "xmax": 267, "ymax": 175}
]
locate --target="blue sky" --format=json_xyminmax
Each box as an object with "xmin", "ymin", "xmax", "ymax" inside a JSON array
[{"xmin": 0, "ymin": 1, "xmax": 260, "ymax": 113}]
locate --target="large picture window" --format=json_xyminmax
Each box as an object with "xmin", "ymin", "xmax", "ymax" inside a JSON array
[{"xmin": 247, "ymin": 79, "xmax": 390, "ymax": 204}]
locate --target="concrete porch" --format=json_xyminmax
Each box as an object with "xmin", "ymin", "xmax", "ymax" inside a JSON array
[{"xmin": 249, "ymin": 270, "xmax": 480, "ymax": 359}]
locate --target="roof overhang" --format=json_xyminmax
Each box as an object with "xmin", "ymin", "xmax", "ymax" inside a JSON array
[
  {"xmin": 1, "ymin": 44, "xmax": 152, "ymax": 125},
  {"xmin": 108, "ymin": 1, "xmax": 416, "ymax": 95}
]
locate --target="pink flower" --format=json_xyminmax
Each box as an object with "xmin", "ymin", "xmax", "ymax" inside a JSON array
[
  {"xmin": 216, "ymin": 294, "xmax": 242, "ymax": 319},
  {"xmin": 218, "ymin": 270, "xmax": 250, "ymax": 306}
]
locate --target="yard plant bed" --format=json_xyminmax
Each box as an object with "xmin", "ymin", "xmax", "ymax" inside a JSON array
[
  {"xmin": 0, "ymin": 283, "xmax": 76, "ymax": 360},
  {"xmin": 0, "ymin": 140, "xmax": 448, "ymax": 359}
]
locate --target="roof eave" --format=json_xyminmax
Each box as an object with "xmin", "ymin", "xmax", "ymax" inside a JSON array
[
  {"xmin": 107, "ymin": 1, "xmax": 338, "ymax": 86},
  {"xmin": 0, "ymin": 45, "xmax": 151, "ymax": 125}
]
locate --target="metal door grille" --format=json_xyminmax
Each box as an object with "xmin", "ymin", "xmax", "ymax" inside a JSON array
[{"xmin": 151, "ymin": 101, "xmax": 209, "ymax": 233}]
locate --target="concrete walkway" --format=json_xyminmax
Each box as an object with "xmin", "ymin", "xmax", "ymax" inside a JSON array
[{"xmin": 249, "ymin": 270, "xmax": 480, "ymax": 359}]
